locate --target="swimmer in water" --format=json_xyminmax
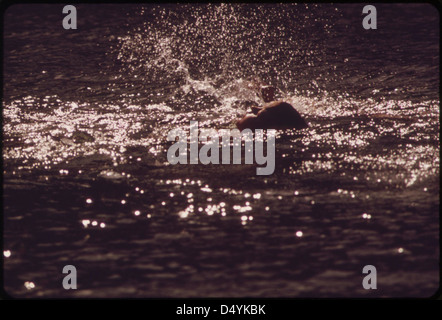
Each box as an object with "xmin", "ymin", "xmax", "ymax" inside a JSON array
[{"xmin": 236, "ymin": 83, "xmax": 308, "ymax": 131}]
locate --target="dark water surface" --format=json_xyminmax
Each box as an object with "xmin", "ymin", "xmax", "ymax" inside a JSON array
[{"xmin": 2, "ymin": 3, "xmax": 439, "ymax": 298}]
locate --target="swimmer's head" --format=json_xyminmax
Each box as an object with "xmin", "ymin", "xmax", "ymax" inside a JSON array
[{"xmin": 260, "ymin": 85, "xmax": 276, "ymax": 103}]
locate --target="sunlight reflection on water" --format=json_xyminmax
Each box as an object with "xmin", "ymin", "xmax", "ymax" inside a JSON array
[{"xmin": 3, "ymin": 3, "xmax": 439, "ymax": 298}]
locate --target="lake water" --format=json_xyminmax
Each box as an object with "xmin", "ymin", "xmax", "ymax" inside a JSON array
[{"xmin": 2, "ymin": 3, "xmax": 439, "ymax": 298}]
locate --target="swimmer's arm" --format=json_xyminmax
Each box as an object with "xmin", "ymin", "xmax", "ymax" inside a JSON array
[{"xmin": 251, "ymin": 106, "xmax": 262, "ymax": 115}]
